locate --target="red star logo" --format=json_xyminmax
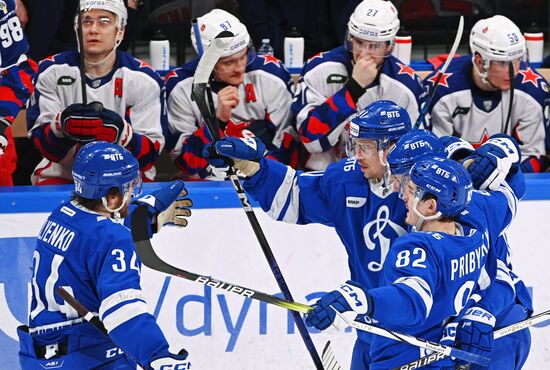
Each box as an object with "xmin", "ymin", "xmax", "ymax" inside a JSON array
[
  {"xmin": 471, "ymin": 130, "xmax": 490, "ymax": 149},
  {"xmin": 427, "ymin": 71, "xmax": 453, "ymax": 88},
  {"xmin": 396, "ymin": 62, "xmax": 416, "ymax": 79},
  {"xmin": 262, "ymin": 55, "xmax": 281, "ymax": 67},
  {"xmin": 518, "ymin": 67, "xmax": 541, "ymax": 87},
  {"xmin": 164, "ymin": 69, "xmax": 179, "ymax": 81},
  {"xmin": 308, "ymin": 51, "xmax": 328, "ymax": 62},
  {"xmin": 138, "ymin": 59, "xmax": 153, "ymax": 70}
]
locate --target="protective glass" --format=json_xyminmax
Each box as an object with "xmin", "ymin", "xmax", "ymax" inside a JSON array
[
  {"xmin": 487, "ymin": 58, "xmax": 521, "ymax": 78},
  {"xmin": 345, "ymin": 33, "xmax": 393, "ymax": 58},
  {"xmin": 81, "ymin": 15, "xmax": 115, "ymax": 28},
  {"xmin": 122, "ymin": 176, "xmax": 143, "ymax": 198},
  {"xmin": 346, "ymin": 137, "xmax": 378, "ymax": 158},
  {"xmin": 214, "ymin": 43, "xmax": 257, "ymax": 72}
]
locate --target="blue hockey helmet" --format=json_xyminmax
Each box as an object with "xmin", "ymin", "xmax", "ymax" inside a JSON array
[
  {"xmin": 72, "ymin": 141, "xmax": 141, "ymax": 200},
  {"xmin": 388, "ymin": 130, "xmax": 444, "ymax": 175},
  {"xmin": 409, "ymin": 156, "xmax": 473, "ymax": 218},
  {"xmin": 347, "ymin": 100, "xmax": 411, "ymax": 157}
]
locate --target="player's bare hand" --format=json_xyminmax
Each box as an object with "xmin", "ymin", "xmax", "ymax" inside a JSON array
[
  {"xmin": 216, "ymin": 86, "xmax": 240, "ymax": 122},
  {"xmin": 352, "ymin": 55, "xmax": 378, "ymax": 88}
]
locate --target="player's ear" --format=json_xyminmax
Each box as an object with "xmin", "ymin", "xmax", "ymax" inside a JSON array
[
  {"xmin": 116, "ymin": 28, "xmax": 125, "ymax": 43},
  {"xmin": 473, "ymin": 53, "xmax": 483, "ymax": 69}
]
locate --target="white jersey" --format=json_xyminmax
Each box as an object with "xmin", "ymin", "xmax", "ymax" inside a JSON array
[
  {"xmin": 426, "ymin": 55, "xmax": 547, "ymax": 159},
  {"xmin": 165, "ymin": 55, "xmax": 293, "ymax": 177},
  {"xmin": 27, "ymin": 50, "xmax": 165, "ymax": 183},
  {"xmin": 292, "ymin": 46, "xmax": 425, "ymax": 170}
]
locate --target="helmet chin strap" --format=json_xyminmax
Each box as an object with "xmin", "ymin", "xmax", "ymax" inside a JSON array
[
  {"xmin": 101, "ymin": 190, "xmax": 131, "ymax": 220},
  {"xmin": 377, "ymin": 148, "xmax": 393, "ymax": 192},
  {"xmin": 412, "ymin": 196, "xmax": 442, "ymax": 231}
]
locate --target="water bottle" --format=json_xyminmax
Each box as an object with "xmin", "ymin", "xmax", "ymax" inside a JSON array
[
  {"xmin": 149, "ymin": 30, "xmax": 170, "ymax": 71},
  {"xmin": 258, "ymin": 38, "xmax": 274, "ymax": 56},
  {"xmin": 524, "ymin": 25, "xmax": 544, "ymax": 63},
  {"xmin": 284, "ymin": 27, "xmax": 304, "ymax": 68},
  {"xmin": 392, "ymin": 28, "xmax": 412, "ymax": 65}
]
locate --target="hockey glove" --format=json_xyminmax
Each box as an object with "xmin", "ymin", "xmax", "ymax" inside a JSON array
[
  {"xmin": 147, "ymin": 349, "xmax": 189, "ymax": 370},
  {"xmin": 133, "ymin": 180, "xmax": 192, "ymax": 235},
  {"xmin": 462, "ymin": 134, "xmax": 520, "ymax": 190},
  {"xmin": 439, "ymin": 135, "xmax": 474, "ymax": 161},
  {"xmin": 59, "ymin": 102, "xmax": 133, "ymax": 146},
  {"xmin": 0, "ymin": 119, "xmax": 9, "ymax": 156},
  {"xmin": 454, "ymin": 306, "xmax": 495, "ymax": 366},
  {"xmin": 306, "ymin": 280, "xmax": 372, "ymax": 331},
  {"xmin": 203, "ymin": 137, "xmax": 266, "ymax": 177}
]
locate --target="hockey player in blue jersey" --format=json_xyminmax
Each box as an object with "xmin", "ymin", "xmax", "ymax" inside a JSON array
[
  {"xmin": 18, "ymin": 142, "xmax": 191, "ymax": 370},
  {"xmin": 204, "ymin": 100, "xmax": 411, "ymax": 366},
  {"xmin": 388, "ymin": 132, "xmax": 532, "ymax": 369}
]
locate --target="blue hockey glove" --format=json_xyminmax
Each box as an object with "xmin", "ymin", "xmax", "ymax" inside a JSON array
[
  {"xmin": 306, "ymin": 281, "xmax": 371, "ymax": 331},
  {"xmin": 133, "ymin": 180, "xmax": 192, "ymax": 235},
  {"xmin": 463, "ymin": 134, "xmax": 520, "ymax": 190},
  {"xmin": 203, "ymin": 137, "xmax": 266, "ymax": 177},
  {"xmin": 454, "ymin": 306, "xmax": 495, "ymax": 366},
  {"xmin": 59, "ymin": 102, "xmax": 132, "ymax": 146},
  {"xmin": 439, "ymin": 136, "xmax": 474, "ymax": 161},
  {"xmin": 147, "ymin": 349, "xmax": 190, "ymax": 370}
]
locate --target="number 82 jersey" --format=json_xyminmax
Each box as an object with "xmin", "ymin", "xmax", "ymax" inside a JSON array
[{"xmin": 0, "ymin": 0, "xmax": 28, "ymax": 71}]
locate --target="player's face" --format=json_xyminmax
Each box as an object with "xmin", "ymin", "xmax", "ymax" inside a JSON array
[
  {"xmin": 476, "ymin": 54, "xmax": 521, "ymax": 91},
  {"xmin": 353, "ymin": 138, "xmax": 386, "ymax": 179},
  {"xmin": 81, "ymin": 9, "xmax": 122, "ymax": 59},
  {"xmin": 214, "ymin": 48, "xmax": 248, "ymax": 86},
  {"xmin": 402, "ymin": 180, "xmax": 429, "ymax": 226},
  {"xmin": 350, "ymin": 37, "xmax": 391, "ymax": 65}
]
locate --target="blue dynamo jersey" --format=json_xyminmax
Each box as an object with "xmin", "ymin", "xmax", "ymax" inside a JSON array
[
  {"xmin": 0, "ymin": 0, "xmax": 28, "ymax": 71},
  {"xmin": 27, "ymin": 201, "xmax": 169, "ymax": 367},
  {"xmin": 366, "ymin": 184, "xmax": 521, "ymax": 369},
  {"xmin": 244, "ymin": 157, "xmax": 408, "ymax": 289}
]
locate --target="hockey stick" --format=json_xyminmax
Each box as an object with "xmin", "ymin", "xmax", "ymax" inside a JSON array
[
  {"xmin": 413, "ymin": 15, "xmax": 464, "ymax": 130},
  {"xmin": 334, "ymin": 310, "xmax": 490, "ymax": 367},
  {"xmin": 391, "ymin": 308, "xmax": 550, "ymax": 370},
  {"xmin": 191, "ymin": 32, "xmax": 325, "ymax": 369},
  {"xmin": 76, "ymin": 4, "xmax": 87, "ymax": 105},
  {"xmin": 131, "ymin": 205, "xmax": 311, "ymax": 314},
  {"xmin": 191, "ymin": 18, "xmax": 204, "ymax": 57},
  {"xmin": 503, "ymin": 61, "xmax": 515, "ymax": 134}
]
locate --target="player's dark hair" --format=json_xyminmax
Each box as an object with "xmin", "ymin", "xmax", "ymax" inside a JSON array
[{"xmin": 71, "ymin": 187, "xmax": 121, "ymax": 212}]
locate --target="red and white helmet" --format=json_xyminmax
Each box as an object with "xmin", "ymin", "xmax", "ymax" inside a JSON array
[
  {"xmin": 470, "ymin": 15, "xmax": 525, "ymax": 62},
  {"xmin": 191, "ymin": 9, "xmax": 251, "ymax": 57},
  {"xmin": 76, "ymin": 0, "xmax": 128, "ymax": 30},
  {"xmin": 347, "ymin": 0, "xmax": 400, "ymax": 42}
]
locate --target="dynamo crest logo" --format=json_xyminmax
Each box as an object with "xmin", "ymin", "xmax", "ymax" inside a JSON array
[{"xmin": 0, "ymin": 1, "xmax": 7, "ymax": 14}]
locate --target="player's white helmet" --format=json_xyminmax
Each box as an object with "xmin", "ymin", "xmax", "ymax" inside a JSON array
[
  {"xmin": 191, "ymin": 9, "xmax": 252, "ymax": 58},
  {"xmin": 76, "ymin": 0, "xmax": 128, "ymax": 30},
  {"xmin": 470, "ymin": 15, "xmax": 525, "ymax": 63},
  {"xmin": 347, "ymin": 0, "xmax": 400, "ymax": 42}
]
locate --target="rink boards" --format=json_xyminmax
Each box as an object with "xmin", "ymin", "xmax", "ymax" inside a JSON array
[{"xmin": 1, "ymin": 175, "xmax": 549, "ymax": 369}]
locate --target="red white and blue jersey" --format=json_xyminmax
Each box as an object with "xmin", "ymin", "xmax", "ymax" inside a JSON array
[
  {"xmin": 0, "ymin": 58, "xmax": 37, "ymax": 125},
  {"xmin": 292, "ymin": 46, "xmax": 425, "ymax": 170},
  {"xmin": 0, "ymin": 0, "xmax": 28, "ymax": 72},
  {"xmin": 165, "ymin": 55, "xmax": 294, "ymax": 179},
  {"xmin": 28, "ymin": 201, "xmax": 170, "ymax": 367},
  {"xmin": 27, "ymin": 50, "xmax": 165, "ymax": 184},
  {"xmin": 425, "ymin": 55, "xmax": 548, "ymax": 171}
]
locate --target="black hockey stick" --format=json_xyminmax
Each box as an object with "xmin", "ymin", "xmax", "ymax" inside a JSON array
[
  {"xmin": 414, "ymin": 16, "xmax": 464, "ymax": 130},
  {"xmin": 191, "ymin": 32, "xmax": 325, "ymax": 369},
  {"xmin": 392, "ymin": 308, "xmax": 550, "ymax": 370},
  {"xmin": 76, "ymin": 4, "xmax": 87, "ymax": 105},
  {"xmin": 503, "ymin": 61, "xmax": 515, "ymax": 135},
  {"xmin": 131, "ymin": 205, "xmax": 311, "ymax": 314}
]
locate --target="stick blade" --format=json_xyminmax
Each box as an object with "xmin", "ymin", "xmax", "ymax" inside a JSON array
[
  {"xmin": 322, "ymin": 341, "xmax": 344, "ymax": 370},
  {"xmin": 193, "ymin": 31, "xmax": 235, "ymax": 85}
]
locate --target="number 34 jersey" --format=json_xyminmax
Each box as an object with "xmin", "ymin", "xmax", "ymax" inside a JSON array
[
  {"xmin": 0, "ymin": 0, "xmax": 29, "ymax": 72},
  {"xmin": 28, "ymin": 201, "xmax": 169, "ymax": 366}
]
